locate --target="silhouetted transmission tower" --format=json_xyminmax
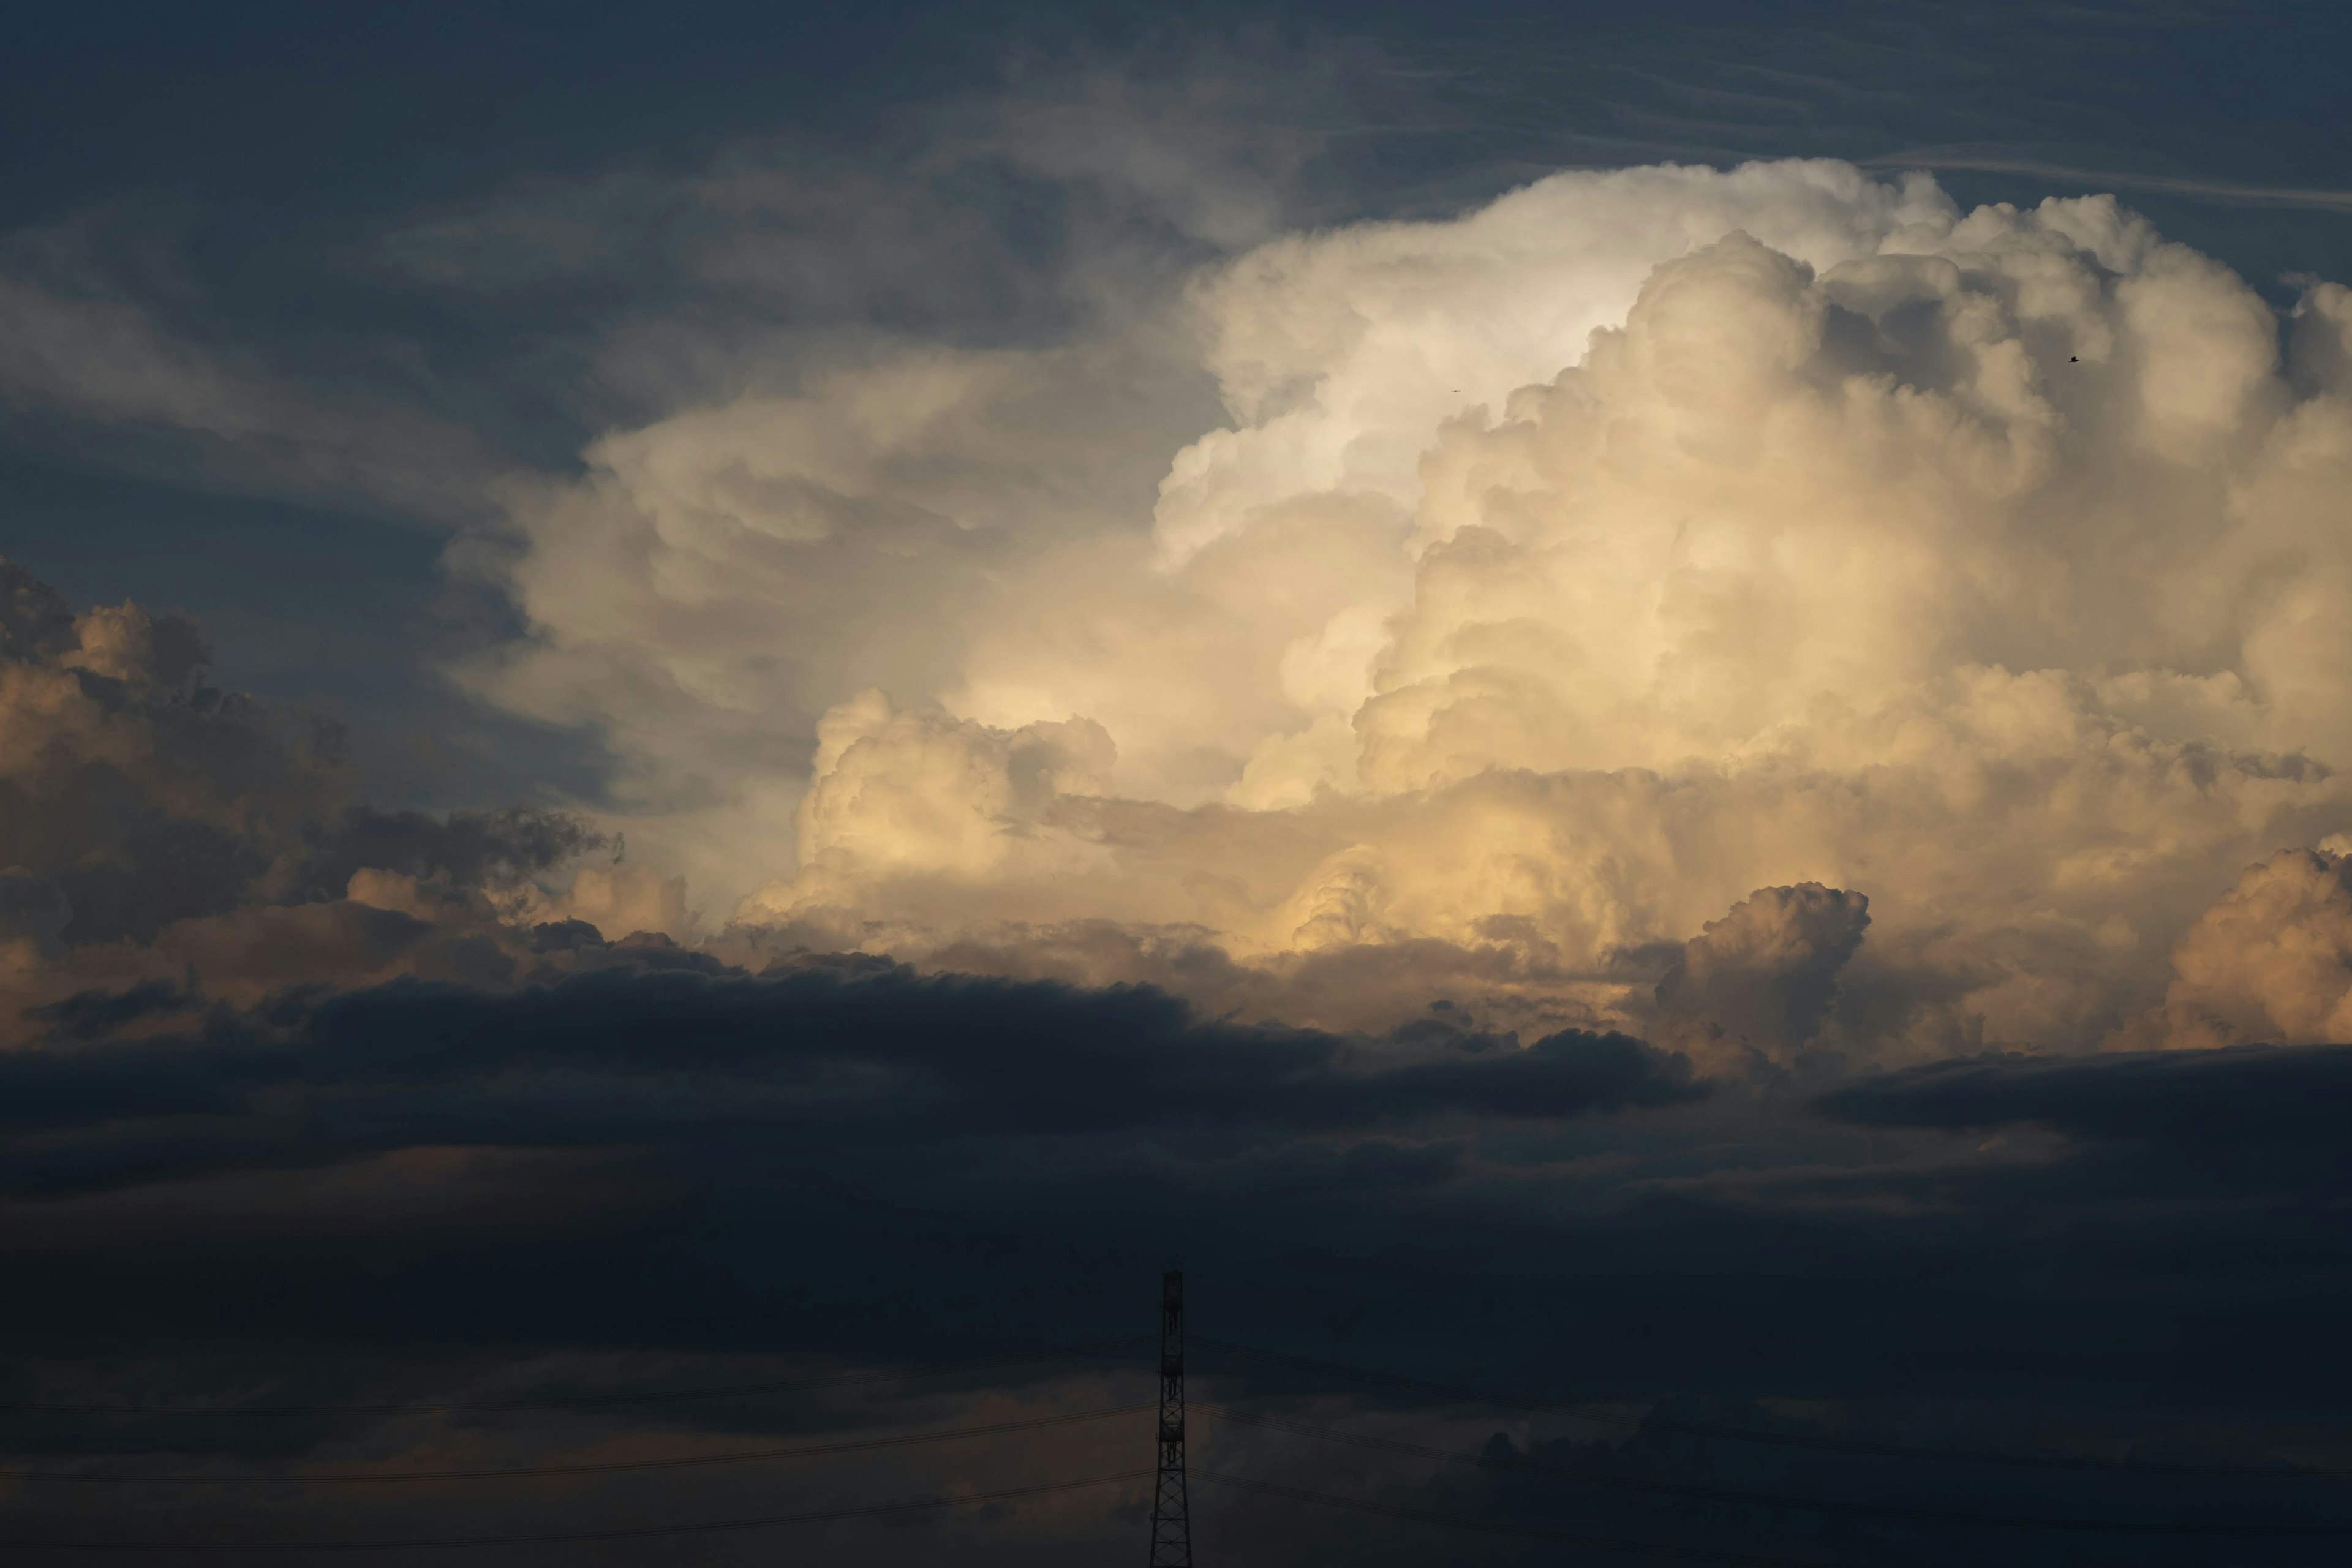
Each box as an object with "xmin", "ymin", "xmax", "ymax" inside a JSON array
[{"xmin": 1148, "ymin": 1269, "xmax": 1193, "ymax": 1567}]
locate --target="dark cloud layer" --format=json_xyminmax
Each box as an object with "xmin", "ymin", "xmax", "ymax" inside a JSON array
[
  {"xmin": 1820, "ymin": 1042, "xmax": 2352, "ymax": 1205},
  {"xmin": 4, "ymin": 963, "xmax": 1694, "ymax": 1198},
  {"xmin": 7, "ymin": 966, "xmax": 2352, "ymax": 1563},
  {"xmin": 1823, "ymin": 1041, "xmax": 2352, "ymax": 1146},
  {"xmin": 7, "ymin": 963, "xmax": 2351, "ymax": 1407}
]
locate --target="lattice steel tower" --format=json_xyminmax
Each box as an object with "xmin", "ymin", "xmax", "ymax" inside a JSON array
[{"xmin": 1147, "ymin": 1268, "xmax": 1193, "ymax": 1567}]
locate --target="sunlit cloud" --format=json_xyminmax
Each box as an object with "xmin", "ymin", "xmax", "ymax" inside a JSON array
[{"xmin": 432, "ymin": 159, "xmax": 2352, "ymax": 1069}]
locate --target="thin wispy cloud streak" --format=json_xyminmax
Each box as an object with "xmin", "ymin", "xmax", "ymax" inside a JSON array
[{"xmin": 1867, "ymin": 149, "xmax": 2352, "ymax": 214}]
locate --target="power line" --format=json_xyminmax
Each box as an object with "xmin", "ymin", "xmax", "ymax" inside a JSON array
[
  {"xmin": 1205, "ymin": 1404, "xmax": 2352, "ymax": 1538},
  {"xmin": 9, "ymin": 1345, "xmax": 2348, "ymax": 1553},
  {"xmin": 29, "ymin": 1329, "xmax": 2331, "ymax": 1482},
  {"xmin": 0, "ymin": 1468, "xmax": 1156, "ymax": 1551},
  {"xmin": 0, "ymin": 1338, "xmax": 1148, "ymax": 1419},
  {"xmin": 0, "ymin": 1401, "xmax": 1154, "ymax": 1485},
  {"xmin": 18, "ymin": 1393, "xmax": 2348, "ymax": 1537},
  {"xmin": 1194, "ymin": 1335, "xmax": 2335, "ymax": 1480},
  {"xmin": 1199, "ymin": 1469, "xmax": 1834, "ymax": 1567}
]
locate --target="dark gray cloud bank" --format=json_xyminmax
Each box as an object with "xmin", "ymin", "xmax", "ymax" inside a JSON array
[{"xmin": 10, "ymin": 949, "xmax": 2352, "ymax": 1561}]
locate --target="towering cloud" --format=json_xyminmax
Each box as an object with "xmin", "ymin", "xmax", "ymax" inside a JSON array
[
  {"xmin": 456, "ymin": 159, "xmax": 2352, "ymax": 1062},
  {"xmin": 20, "ymin": 159, "xmax": 2348, "ymax": 1068}
]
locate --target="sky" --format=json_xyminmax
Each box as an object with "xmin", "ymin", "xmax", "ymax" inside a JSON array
[{"xmin": 7, "ymin": 1, "xmax": 2352, "ymax": 1561}]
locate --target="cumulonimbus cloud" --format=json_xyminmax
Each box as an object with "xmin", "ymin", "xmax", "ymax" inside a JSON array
[
  {"xmin": 13, "ymin": 157, "xmax": 2352, "ymax": 1070},
  {"xmin": 447, "ymin": 157, "xmax": 2352, "ymax": 1066}
]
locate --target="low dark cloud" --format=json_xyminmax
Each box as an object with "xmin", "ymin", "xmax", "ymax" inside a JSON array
[
  {"xmin": 21, "ymin": 974, "xmax": 196, "ymax": 1041},
  {"xmin": 9, "ymin": 963, "xmax": 2352, "ymax": 1420},
  {"xmin": 4, "ymin": 963, "xmax": 1697, "ymax": 1171},
  {"xmin": 1817, "ymin": 1042, "xmax": 2352, "ymax": 1197},
  {"xmin": 1820, "ymin": 1041, "xmax": 2352, "ymax": 1144},
  {"xmin": 6, "ymin": 965, "xmax": 2352, "ymax": 1564}
]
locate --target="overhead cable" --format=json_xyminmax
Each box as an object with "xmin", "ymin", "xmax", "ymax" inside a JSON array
[
  {"xmin": 0, "ymin": 1401, "xmax": 1154, "ymax": 1485},
  {"xmin": 1204, "ymin": 1405, "xmax": 2352, "ymax": 1538},
  {"xmin": 1199, "ymin": 1469, "xmax": 1833, "ymax": 1567},
  {"xmin": 1193, "ymin": 1335, "xmax": 2333, "ymax": 1480},
  {"xmin": 0, "ymin": 1338, "xmax": 1148, "ymax": 1419},
  {"xmin": 0, "ymin": 1468, "xmax": 1155, "ymax": 1551}
]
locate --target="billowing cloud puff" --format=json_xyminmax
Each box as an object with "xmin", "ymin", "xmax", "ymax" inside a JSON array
[
  {"xmin": 1656, "ymin": 883, "xmax": 1869, "ymax": 1068},
  {"xmin": 462, "ymin": 159, "xmax": 2352, "ymax": 1060},
  {"xmin": 2122, "ymin": 847, "xmax": 2352, "ymax": 1050},
  {"xmin": 1151, "ymin": 160, "xmax": 1956, "ymax": 568},
  {"xmin": 785, "ymin": 690, "xmax": 1118, "ymax": 897}
]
